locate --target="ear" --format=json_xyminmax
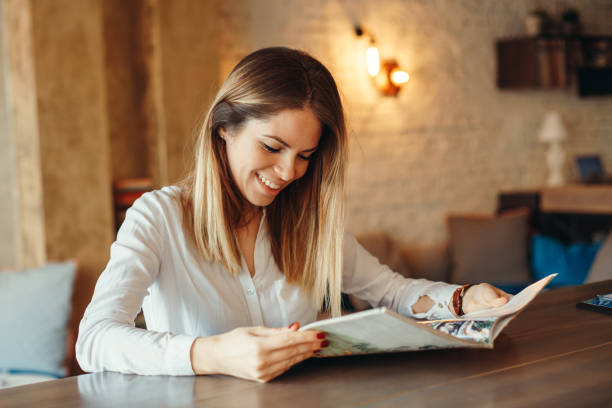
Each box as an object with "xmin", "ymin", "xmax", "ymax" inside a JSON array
[{"xmin": 218, "ymin": 126, "xmax": 227, "ymax": 141}]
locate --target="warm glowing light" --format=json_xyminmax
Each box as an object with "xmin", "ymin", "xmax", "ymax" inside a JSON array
[
  {"xmin": 366, "ymin": 45, "xmax": 380, "ymax": 76},
  {"xmin": 390, "ymin": 68, "xmax": 409, "ymax": 85}
]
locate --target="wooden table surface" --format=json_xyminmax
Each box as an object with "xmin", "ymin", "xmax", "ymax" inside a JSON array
[{"xmin": 2, "ymin": 280, "xmax": 612, "ymax": 408}]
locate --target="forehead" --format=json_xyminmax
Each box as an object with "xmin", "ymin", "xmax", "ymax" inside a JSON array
[{"xmin": 245, "ymin": 108, "xmax": 321, "ymax": 148}]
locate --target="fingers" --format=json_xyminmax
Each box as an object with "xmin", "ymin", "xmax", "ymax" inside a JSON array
[
  {"xmin": 216, "ymin": 324, "xmax": 331, "ymax": 383},
  {"xmin": 464, "ymin": 283, "xmax": 511, "ymax": 313},
  {"xmin": 257, "ymin": 348, "xmax": 316, "ymax": 383},
  {"xmin": 265, "ymin": 337, "xmax": 324, "ymax": 363},
  {"xmin": 249, "ymin": 326, "xmax": 324, "ymax": 350},
  {"xmin": 244, "ymin": 327, "xmax": 326, "ymax": 383}
]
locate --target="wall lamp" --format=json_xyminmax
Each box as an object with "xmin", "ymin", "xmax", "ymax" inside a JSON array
[{"xmin": 355, "ymin": 25, "xmax": 410, "ymax": 96}]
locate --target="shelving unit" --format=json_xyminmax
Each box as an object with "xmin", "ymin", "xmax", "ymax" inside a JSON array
[{"xmin": 496, "ymin": 35, "xmax": 612, "ymax": 96}]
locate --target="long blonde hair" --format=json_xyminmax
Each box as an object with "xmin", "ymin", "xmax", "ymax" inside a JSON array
[{"xmin": 181, "ymin": 47, "xmax": 347, "ymax": 317}]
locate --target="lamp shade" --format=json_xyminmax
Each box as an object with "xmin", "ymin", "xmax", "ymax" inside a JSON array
[{"xmin": 538, "ymin": 111, "xmax": 567, "ymax": 143}]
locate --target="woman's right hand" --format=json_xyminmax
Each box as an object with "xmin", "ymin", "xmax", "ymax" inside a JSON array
[{"xmin": 190, "ymin": 322, "xmax": 327, "ymax": 382}]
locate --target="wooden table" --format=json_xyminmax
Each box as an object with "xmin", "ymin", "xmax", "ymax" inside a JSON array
[{"xmin": 2, "ymin": 280, "xmax": 612, "ymax": 407}]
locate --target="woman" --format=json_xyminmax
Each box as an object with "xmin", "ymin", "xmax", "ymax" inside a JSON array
[{"xmin": 76, "ymin": 47, "xmax": 510, "ymax": 383}]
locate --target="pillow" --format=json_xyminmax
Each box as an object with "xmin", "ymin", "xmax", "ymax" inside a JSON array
[
  {"xmin": 448, "ymin": 209, "xmax": 531, "ymax": 287},
  {"xmin": 356, "ymin": 232, "xmax": 412, "ymax": 278},
  {"xmin": 531, "ymin": 235, "xmax": 603, "ymax": 287},
  {"xmin": 351, "ymin": 233, "xmax": 412, "ymax": 311},
  {"xmin": 586, "ymin": 232, "xmax": 612, "ymax": 283},
  {"xmin": 0, "ymin": 370, "xmax": 58, "ymax": 389},
  {"xmin": 401, "ymin": 242, "xmax": 451, "ymax": 283},
  {"xmin": 0, "ymin": 262, "xmax": 76, "ymax": 377}
]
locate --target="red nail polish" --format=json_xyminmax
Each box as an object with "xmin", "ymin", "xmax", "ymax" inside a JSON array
[
  {"xmin": 317, "ymin": 332, "xmax": 325, "ymax": 339},
  {"xmin": 321, "ymin": 340, "xmax": 329, "ymax": 348},
  {"xmin": 314, "ymin": 349, "xmax": 321, "ymax": 353},
  {"xmin": 288, "ymin": 322, "xmax": 298, "ymax": 329}
]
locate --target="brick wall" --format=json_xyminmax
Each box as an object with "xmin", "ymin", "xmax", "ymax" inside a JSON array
[{"xmin": 215, "ymin": 0, "xmax": 612, "ymax": 245}]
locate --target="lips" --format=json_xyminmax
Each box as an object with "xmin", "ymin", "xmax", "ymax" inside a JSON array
[
  {"xmin": 256, "ymin": 173, "xmax": 283, "ymax": 196},
  {"xmin": 257, "ymin": 173, "xmax": 281, "ymax": 189}
]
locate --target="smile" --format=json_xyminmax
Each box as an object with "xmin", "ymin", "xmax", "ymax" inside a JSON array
[{"xmin": 257, "ymin": 173, "xmax": 281, "ymax": 190}]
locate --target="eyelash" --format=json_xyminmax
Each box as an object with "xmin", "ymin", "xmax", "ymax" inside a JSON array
[{"xmin": 262, "ymin": 143, "xmax": 311, "ymax": 161}]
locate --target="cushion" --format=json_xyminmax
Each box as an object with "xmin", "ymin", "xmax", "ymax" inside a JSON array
[
  {"xmin": 448, "ymin": 209, "xmax": 531, "ymax": 286},
  {"xmin": 351, "ymin": 233, "xmax": 413, "ymax": 311},
  {"xmin": 0, "ymin": 370, "xmax": 58, "ymax": 389},
  {"xmin": 356, "ymin": 232, "xmax": 412, "ymax": 278},
  {"xmin": 532, "ymin": 235, "xmax": 602, "ymax": 287},
  {"xmin": 0, "ymin": 262, "xmax": 76, "ymax": 377},
  {"xmin": 401, "ymin": 242, "xmax": 451, "ymax": 282},
  {"xmin": 586, "ymin": 232, "xmax": 612, "ymax": 283}
]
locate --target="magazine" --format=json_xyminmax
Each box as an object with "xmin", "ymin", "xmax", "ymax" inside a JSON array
[
  {"xmin": 300, "ymin": 274, "xmax": 557, "ymax": 357},
  {"xmin": 576, "ymin": 293, "xmax": 612, "ymax": 315}
]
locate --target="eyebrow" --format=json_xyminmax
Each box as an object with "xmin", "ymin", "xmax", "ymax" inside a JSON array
[{"xmin": 263, "ymin": 135, "xmax": 318, "ymax": 153}]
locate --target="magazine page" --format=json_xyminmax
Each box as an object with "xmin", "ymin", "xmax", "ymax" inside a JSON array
[
  {"xmin": 461, "ymin": 273, "xmax": 557, "ymax": 320},
  {"xmin": 301, "ymin": 273, "xmax": 557, "ymax": 357},
  {"xmin": 418, "ymin": 319, "xmax": 498, "ymax": 344},
  {"xmin": 300, "ymin": 309, "xmax": 489, "ymax": 357}
]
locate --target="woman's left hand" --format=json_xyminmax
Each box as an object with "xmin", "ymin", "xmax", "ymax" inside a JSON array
[{"xmin": 462, "ymin": 283, "xmax": 512, "ymax": 315}]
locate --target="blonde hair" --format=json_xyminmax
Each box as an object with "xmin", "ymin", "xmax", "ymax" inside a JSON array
[{"xmin": 180, "ymin": 47, "xmax": 347, "ymax": 317}]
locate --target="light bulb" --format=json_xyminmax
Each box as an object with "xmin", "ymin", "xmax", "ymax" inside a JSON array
[
  {"xmin": 366, "ymin": 45, "xmax": 380, "ymax": 77},
  {"xmin": 390, "ymin": 68, "xmax": 409, "ymax": 85}
]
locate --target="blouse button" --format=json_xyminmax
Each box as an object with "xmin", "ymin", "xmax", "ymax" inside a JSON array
[
  {"xmin": 247, "ymin": 288, "xmax": 255, "ymax": 295},
  {"xmin": 438, "ymin": 303, "xmax": 443, "ymax": 308}
]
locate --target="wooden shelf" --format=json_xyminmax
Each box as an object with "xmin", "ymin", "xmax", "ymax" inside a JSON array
[
  {"xmin": 496, "ymin": 35, "xmax": 612, "ymax": 96},
  {"xmin": 541, "ymin": 185, "xmax": 612, "ymax": 214},
  {"xmin": 498, "ymin": 186, "xmax": 612, "ymax": 243}
]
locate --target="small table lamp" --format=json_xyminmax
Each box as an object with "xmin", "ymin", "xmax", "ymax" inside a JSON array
[{"xmin": 538, "ymin": 111, "xmax": 567, "ymax": 187}]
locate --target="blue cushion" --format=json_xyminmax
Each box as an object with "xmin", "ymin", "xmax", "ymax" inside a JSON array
[
  {"xmin": 532, "ymin": 235, "xmax": 603, "ymax": 287},
  {"xmin": 494, "ymin": 283, "xmax": 530, "ymax": 295},
  {"xmin": 0, "ymin": 262, "xmax": 76, "ymax": 377}
]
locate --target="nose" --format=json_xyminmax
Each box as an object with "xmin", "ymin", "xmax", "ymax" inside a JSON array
[{"xmin": 274, "ymin": 155, "xmax": 296, "ymax": 182}]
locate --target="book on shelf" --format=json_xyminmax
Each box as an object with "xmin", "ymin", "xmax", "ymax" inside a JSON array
[
  {"xmin": 301, "ymin": 274, "xmax": 556, "ymax": 357},
  {"xmin": 113, "ymin": 178, "xmax": 153, "ymax": 231}
]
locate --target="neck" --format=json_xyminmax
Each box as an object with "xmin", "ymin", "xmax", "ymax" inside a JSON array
[{"xmin": 238, "ymin": 205, "xmax": 262, "ymax": 229}]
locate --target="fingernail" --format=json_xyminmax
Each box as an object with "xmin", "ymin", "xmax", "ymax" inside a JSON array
[
  {"xmin": 321, "ymin": 340, "xmax": 329, "ymax": 348},
  {"xmin": 288, "ymin": 322, "xmax": 298, "ymax": 329},
  {"xmin": 314, "ymin": 349, "xmax": 321, "ymax": 353},
  {"xmin": 317, "ymin": 332, "xmax": 326, "ymax": 339}
]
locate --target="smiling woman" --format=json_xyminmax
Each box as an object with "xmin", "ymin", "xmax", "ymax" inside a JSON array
[
  {"xmin": 220, "ymin": 108, "xmax": 321, "ymax": 207},
  {"xmin": 75, "ymin": 47, "xmax": 511, "ymax": 383}
]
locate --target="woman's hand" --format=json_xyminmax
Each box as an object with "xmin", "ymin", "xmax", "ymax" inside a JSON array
[
  {"xmin": 190, "ymin": 322, "xmax": 326, "ymax": 383},
  {"xmin": 462, "ymin": 283, "xmax": 512, "ymax": 315}
]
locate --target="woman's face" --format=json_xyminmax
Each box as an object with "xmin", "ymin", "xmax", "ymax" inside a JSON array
[{"xmin": 221, "ymin": 107, "xmax": 321, "ymax": 207}]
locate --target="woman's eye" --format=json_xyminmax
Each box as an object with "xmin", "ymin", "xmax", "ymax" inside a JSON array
[
  {"xmin": 262, "ymin": 143, "xmax": 280, "ymax": 153},
  {"xmin": 298, "ymin": 154, "xmax": 312, "ymax": 161}
]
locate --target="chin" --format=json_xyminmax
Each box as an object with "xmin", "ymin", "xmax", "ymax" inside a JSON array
[{"xmin": 247, "ymin": 194, "xmax": 275, "ymax": 207}]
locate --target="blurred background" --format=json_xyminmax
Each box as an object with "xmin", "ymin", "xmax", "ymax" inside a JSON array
[{"xmin": 1, "ymin": 0, "xmax": 612, "ymax": 376}]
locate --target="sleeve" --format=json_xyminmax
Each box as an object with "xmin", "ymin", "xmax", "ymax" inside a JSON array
[
  {"xmin": 342, "ymin": 232, "xmax": 460, "ymax": 320},
  {"xmin": 75, "ymin": 192, "xmax": 197, "ymax": 376}
]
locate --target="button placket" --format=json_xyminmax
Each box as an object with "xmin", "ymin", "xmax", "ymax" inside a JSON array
[
  {"xmin": 239, "ymin": 254, "xmax": 264, "ymax": 327},
  {"xmin": 237, "ymin": 212, "xmax": 267, "ymax": 326}
]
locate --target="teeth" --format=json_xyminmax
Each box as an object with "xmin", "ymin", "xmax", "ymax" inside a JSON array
[{"xmin": 258, "ymin": 173, "xmax": 281, "ymax": 189}]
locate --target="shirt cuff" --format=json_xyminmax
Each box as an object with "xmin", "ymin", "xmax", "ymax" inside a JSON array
[
  {"xmin": 411, "ymin": 283, "xmax": 461, "ymax": 320},
  {"xmin": 166, "ymin": 334, "xmax": 198, "ymax": 376}
]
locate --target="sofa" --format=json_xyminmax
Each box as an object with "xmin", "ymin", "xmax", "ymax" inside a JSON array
[{"xmin": 351, "ymin": 209, "xmax": 612, "ymax": 310}]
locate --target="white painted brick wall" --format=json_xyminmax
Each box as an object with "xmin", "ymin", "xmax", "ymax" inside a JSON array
[{"xmin": 217, "ymin": 0, "xmax": 612, "ymax": 245}]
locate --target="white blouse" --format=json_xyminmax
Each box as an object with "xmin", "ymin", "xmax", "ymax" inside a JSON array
[{"xmin": 76, "ymin": 186, "xmax": 460, "ymax": 376}]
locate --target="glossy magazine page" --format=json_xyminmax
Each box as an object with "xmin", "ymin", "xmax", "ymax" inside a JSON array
[{"xmin": 300, "ymin": 274, "xmax": 556, "ymax": 357}]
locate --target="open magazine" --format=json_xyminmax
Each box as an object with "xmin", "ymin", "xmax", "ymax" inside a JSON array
[{"xmin": 301, "ymin": 274, "xmax": 557, "ymax": 356}]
